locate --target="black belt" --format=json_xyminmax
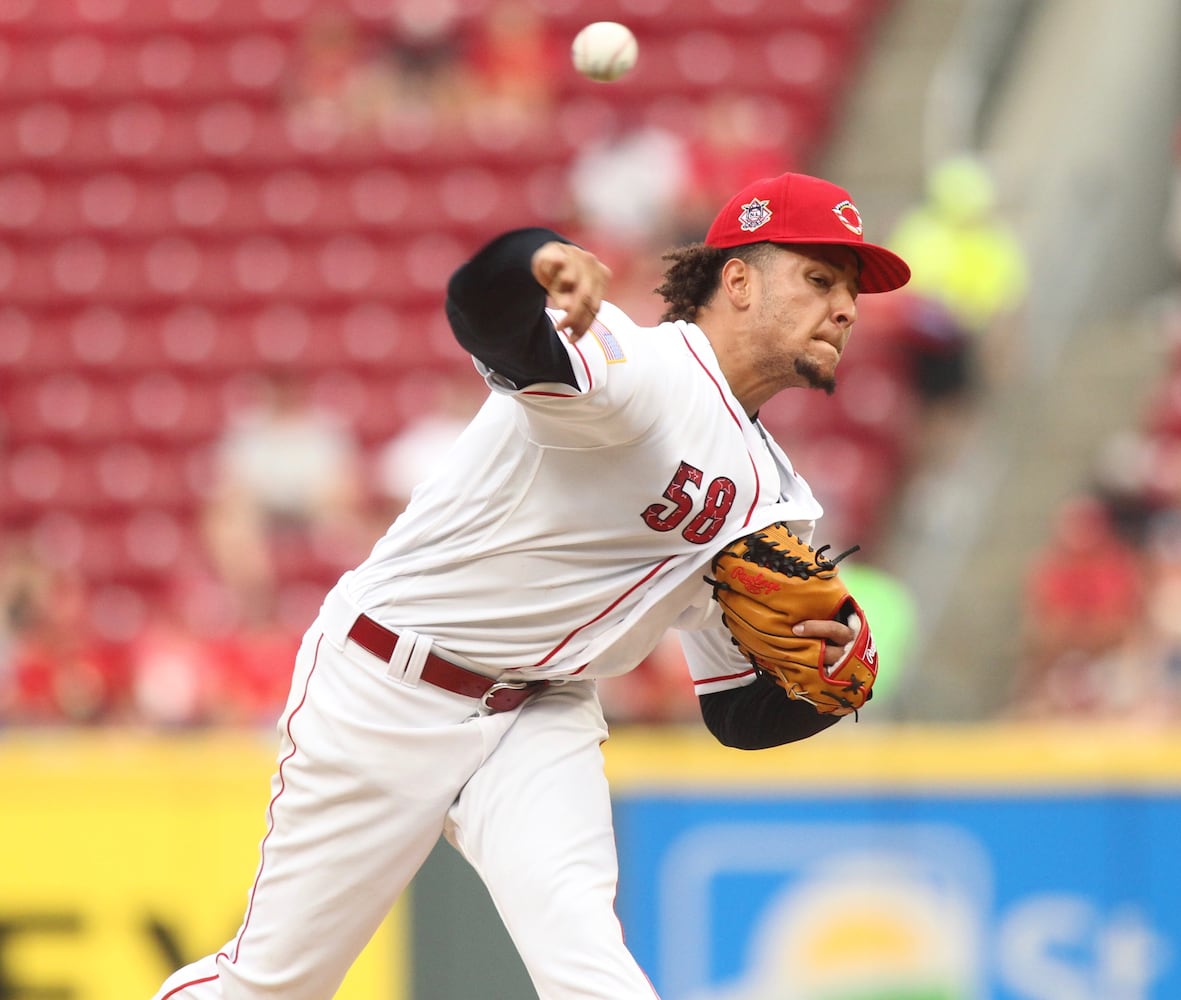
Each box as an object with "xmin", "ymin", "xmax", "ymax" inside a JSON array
[{"xmin": 345, "ymin": 614, "xmax": 548, "ymax": 713}]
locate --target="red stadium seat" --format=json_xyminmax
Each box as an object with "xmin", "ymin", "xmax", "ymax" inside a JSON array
[
  {"xmin": 0, "ymin": 305, "xmax": 39, "ymax": 379},
  {"xmin": 0, "ymin": 170, "xmax": 48, "ymax": 232},
  {"xmin": 125, "ymin": 371, "xmax": 227, "ymax": 445},
  {"xmin": 225, "ymin": 32, "xmax": 291, "ymax": 93},
  {"xmin": 153, "ymin": 304, "xmax": 253, "ymax": 372},
  {"xmin": 4, "ymin": 441, "xmax": 113, "ymax": 519},
  {"xmin": 64, "ymin": 305, "xmax": 133, "ymax": 369},
  {"xmin": 331, "ymin": 300, "xmax": 408, "ymax": 370}
]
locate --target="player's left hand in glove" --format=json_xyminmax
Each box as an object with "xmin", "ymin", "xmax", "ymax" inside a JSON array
[{"xmin": 705, "ymin": 522, "xmax": 878, "ymax": 716}]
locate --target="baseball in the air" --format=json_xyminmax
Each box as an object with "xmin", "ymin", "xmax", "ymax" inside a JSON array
[{"xmin": 571, "ymin": 21, "xmax": 638, "ymax": 83}]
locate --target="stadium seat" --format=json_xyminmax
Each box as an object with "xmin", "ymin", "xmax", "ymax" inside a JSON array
[
  {"xmin": 167, "ymin": 169, "xmax": 238, "ymax": 231},
  {"xmin": 65, "ymin": 305, "xmax": 134, "ymax": 369},
  {"xmin": 0, "ymin": 305, "xmax": 39, "ymax": 380},
  {"xmin": 154, "ymin": 303, "xmax": 255, "ymax": 371},
  {"xmin": 125, "ymin": 370, "xmax": 227, "ymax": 444},
  {"xmin": 0, "ymin": 170, "xmax": 49, "ymax": 234},
  {"xmin": 4, "ymin": 441, "xmax": 110, "ymax": 518},
  {"xmin": 225, "ymin": 32, "xmax": 291, "ymax": 93}
]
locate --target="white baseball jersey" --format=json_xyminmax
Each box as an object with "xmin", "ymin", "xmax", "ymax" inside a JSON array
[{"xmin": 346, "ymin": 300, "xmax": 822, "ymax": 693}]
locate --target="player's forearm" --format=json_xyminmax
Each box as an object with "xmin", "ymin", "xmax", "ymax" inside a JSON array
[
  {"xmin": 698, "ymin": 673, "xmax": 841, "ymax": 749},
  {"xmin": 445, "ymin": 227, "xmax": 579, "ymax": 387}
]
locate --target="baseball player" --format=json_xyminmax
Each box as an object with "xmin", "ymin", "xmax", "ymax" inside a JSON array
[{"xmin": 153, "ymin": 171, "xmax": 910, "ymax": 1000}]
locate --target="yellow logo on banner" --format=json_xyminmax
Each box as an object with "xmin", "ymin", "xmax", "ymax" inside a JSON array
[{"xmin": 0, "ymin": 734, "xmax": 405, "ymax": 999}]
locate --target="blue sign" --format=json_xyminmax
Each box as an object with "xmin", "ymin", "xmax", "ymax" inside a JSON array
[{"xmin": 614, "ymin": 792, "xmax": 1180, "ymax": 1000}]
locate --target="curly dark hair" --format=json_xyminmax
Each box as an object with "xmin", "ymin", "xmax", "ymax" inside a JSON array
[{"xmin": 655, "ymin": 242, "xmax": 778, "ymax": 323}]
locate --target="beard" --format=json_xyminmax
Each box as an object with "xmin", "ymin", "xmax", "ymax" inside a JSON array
[{"xmin": 794, "ymin": 357, "xmax": 837, "ymax": 395}]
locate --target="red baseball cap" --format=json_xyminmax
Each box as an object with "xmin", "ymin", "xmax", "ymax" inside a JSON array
[{"xmin": 705, "ymin": 172, "xmax": 911, "ymax": 293}]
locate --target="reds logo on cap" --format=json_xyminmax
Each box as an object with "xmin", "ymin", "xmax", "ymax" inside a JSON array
[{"xmin": 832, "ymin": 199, "xmax": 863, "ymax": 235}]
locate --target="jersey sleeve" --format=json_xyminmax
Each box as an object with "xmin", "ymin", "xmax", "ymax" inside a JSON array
[
  {"xmin": 445, "ymin": 227, "xmax": 580, "ymax": 389},
  {"xmin": 679, "ymin": 626, "xmax": 757, "ymax": 696},
  {"xmin": 680, "ymin": 572, "xmax": 841, "ymax": 748}
]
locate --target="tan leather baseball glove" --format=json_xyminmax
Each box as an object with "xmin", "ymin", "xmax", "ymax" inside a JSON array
[{"xmin": 706, "ymin": 522, "xmax": 878, "ymax": 716}]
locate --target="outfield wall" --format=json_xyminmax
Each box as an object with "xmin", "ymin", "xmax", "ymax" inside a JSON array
[{"xmin": 2, "ymin": 725, "xmax": 1178, "ymax": 999}]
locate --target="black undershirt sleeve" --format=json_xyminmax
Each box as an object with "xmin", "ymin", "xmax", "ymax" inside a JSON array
[
  {"xmin": 698, "ymin": 672, "xmax": 841, "ymax": 749},
  {"xmin": 445, "ymin": 227, "xmax": 579, "ymax": 389}
]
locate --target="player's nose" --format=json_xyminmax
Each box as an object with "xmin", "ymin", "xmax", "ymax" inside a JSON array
[{"xmin": 833, "ymin": 286, "xmax": 857, "ymax": 328}]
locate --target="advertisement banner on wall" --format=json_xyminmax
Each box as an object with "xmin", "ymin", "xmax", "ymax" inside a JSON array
[
  {"xmin": 607, "ymin": 726, "xmax": 1181, "ymax": 1000},
  {"xmin": 0, "ymin": 734, "xmax": 403, "ymax": 1000}
]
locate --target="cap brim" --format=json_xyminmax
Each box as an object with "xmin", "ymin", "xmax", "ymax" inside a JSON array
[
  {"xmin": 853, "ymin": 242, "xmax": 911, "ymax": 294},
  {"xmin": 778, "ymin": 238, "xmax": 909, "ymax": 294}
]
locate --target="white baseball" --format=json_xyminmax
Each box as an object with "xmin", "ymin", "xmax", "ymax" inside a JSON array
[{"xmin": 571, "ymin": 21, "xmax": 638, "ymax": 83}]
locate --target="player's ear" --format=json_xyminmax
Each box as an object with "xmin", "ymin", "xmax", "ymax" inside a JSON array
[{"xmin": 718, "ymin": 256, "xmax": 754, "ymax": 309}]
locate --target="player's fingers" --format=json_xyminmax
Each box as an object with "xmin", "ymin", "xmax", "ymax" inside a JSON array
[
  {"xmin": 533, "ymin": 243, "xmax": 610, "ymax": 339},
  {"xmin": 555, "ymin": 294, "xmax": 603, "ymax": 340},
  {"xmin": 566, "ymin": 263, "xmax": 612, "ymax": 339},
  {"xmin": 792, "ymin": 619, "xmax": 854, "ymax": 642},
  {"xmin": 793, "ymin": 619, "xmax": 855, "ymax": 665}
]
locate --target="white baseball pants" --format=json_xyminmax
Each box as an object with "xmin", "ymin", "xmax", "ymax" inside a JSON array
[{"xmin": 152, "ymin": 583, "xmax": 658, "ymax": 1000}]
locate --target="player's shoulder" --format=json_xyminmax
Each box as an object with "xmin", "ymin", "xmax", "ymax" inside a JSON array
[
  {"xmin": 592, "ymin": 301, "xmax": 686, "ymax": 346},
  {"xmin": 593, "ymin": 299, "xmax": 643, "ymax": 333},
  {"xmin": 581, "ymin": 304, "xmax": 694, "ymax": 379}
]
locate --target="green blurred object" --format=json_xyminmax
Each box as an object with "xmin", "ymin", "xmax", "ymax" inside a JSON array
[
  {"xmin": 841, "ymin": 563, "xmax": 917, "ymax": 704},
  {"xmin": 887, "ymin": 154, "xmax": 1029, "ymax": 334},
  {"xmin": 927, "ymin": 154, "xmax": 997, "ymax": 221}
]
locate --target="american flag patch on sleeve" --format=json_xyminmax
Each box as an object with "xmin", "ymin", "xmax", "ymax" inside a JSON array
[{"xmin": 590, "ymin": 320, "xmax": 626, "ymax": 363}]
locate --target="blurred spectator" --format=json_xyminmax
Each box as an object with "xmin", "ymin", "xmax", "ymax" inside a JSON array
[
  {"xmin": 1136, "ymin": 510, "xmax": 1181, "ymax": 720},
  {"xmin": 0, "ymin": 532, "xmax": 52, "ymax": 670},
  {"xmin": 889, "ymin": 154, "xmax": 1029, "ymax": 384},
  {"xmin": 677, "ymin": 92, "xmax": 794, "ymax": 242},
  {"xmin": 384, "ymin": 0, "xmax": 473, "ymax": 132},
  {"xmin": 126, "ymin": 572, "xmax": 302, "ymax": 729},
  {"xmin": 127, "ymin": 581, "xmax": 226, "ymax": 728},
  {"xmin": 856, "ymin": 292, "xmax": 977, "ymax": 408},
  {"xmin": 0, "ymin": 540, "xmax": 128, "ymax": 725},
  {"xmin": 216, "ymin": 615, "xmax": 303, "ymax": 727},
  {"xmin": 567, "ymin": 123, "xmax": 691, "ymax": 261},
  {"xmin": 848, "ymin": 291, "xmax": 978, "ymax": 468},
  {"xmin": 284, "ymin": 10, "xmax": 403, "ymax": 139},
  {"xmin": 463, "ymin": 0, "xmax": 559, "ymax": 134},
  {"xmin": 374, "ymin": 371, "xmax": 486, "ymax": 523},
  {"xmin": 1092, "ymin": 428, "xmax": 1172, "ymax": 548},
  {"xmin": 1009, "ymin": 493, "xmax": 1147, "ymax": 719},
  {"xmin": 201, "ymin": 370, "xmax": 369, "ymax": 620}
]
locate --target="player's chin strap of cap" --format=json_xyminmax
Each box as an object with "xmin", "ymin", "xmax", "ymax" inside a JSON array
[{"xmin": 345, "ymin": 613, "xmax": 549, "ymax": 713}]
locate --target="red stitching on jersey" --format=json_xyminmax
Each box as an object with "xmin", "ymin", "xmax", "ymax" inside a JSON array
[
  {"xmin": 160, "ymin": 974, "xmax": 219, "ymax": 998},
  {"xmin": 567, "ymin": 337, "xmax": 593, "ymax": 390},
  {"xmin": 694, "ymin": 666, "xmax": 758, "ymax": 687},
  {"xmin": 228, "ymin": 633, "xmax": 323, "ymax": 965},
  {"xmin": 678, "ymin": 329, "xmax": 762, "ymax": 527},
  {"xmin": 533, "ymin": 557, "xmax": 675, "ymax": 666}
]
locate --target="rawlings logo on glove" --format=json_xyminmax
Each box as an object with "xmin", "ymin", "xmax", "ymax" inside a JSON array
[{"xmin": 705, "ymin": 523, "xmax": 878, "ymax": 716}]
